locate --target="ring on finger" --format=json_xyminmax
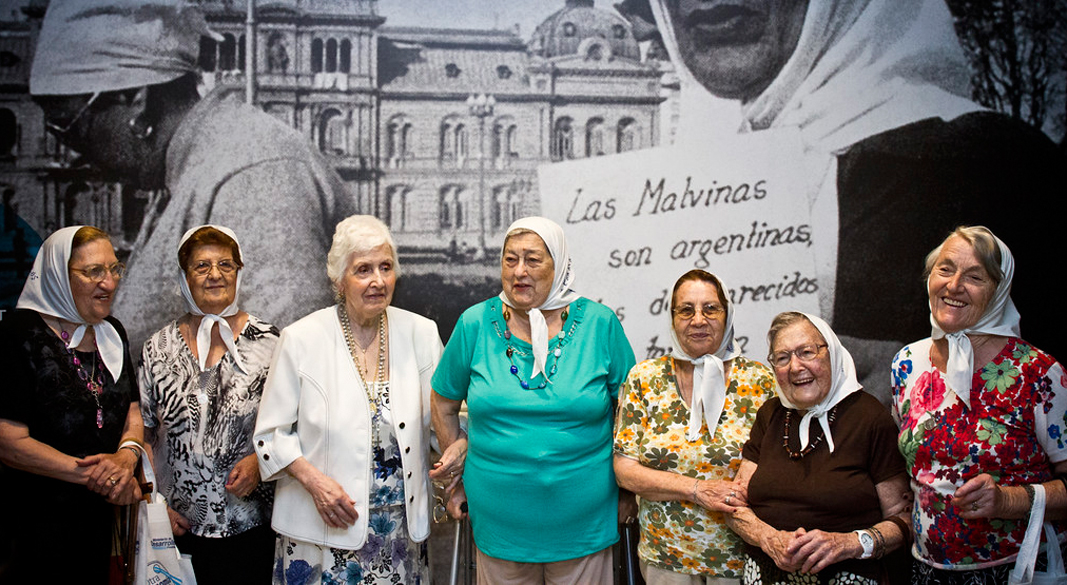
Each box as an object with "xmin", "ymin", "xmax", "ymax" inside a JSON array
[{"xmin": 725, "ymin": 495, "xmax": 732, "ymax": 505}]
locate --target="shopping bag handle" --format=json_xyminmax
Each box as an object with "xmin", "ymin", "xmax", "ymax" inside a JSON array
[{"xmin": 120, "ymin": 440, "xmax": 156, "ymax": 501}]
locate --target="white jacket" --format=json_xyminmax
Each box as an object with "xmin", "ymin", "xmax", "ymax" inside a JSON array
[{"xmin": 253, "ymin": 305, "xmax": 442, "ymax": 549}]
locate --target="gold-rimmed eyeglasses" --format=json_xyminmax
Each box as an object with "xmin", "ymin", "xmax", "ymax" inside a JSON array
[
  {"xmin": 45, "ymin": 92, "xmax": 101, "ymax": 137},
  {"xmin": 671, "ymin": 304, "xmax": 725, "ymax": 320},
  {"xmin": 190, "ymin": 259, "xmax": 238, "ymax": 276},
  {"xmin": 432, "ymin": 482, "xmax": 449, "ymax": 524},
  {"xmin": 768, "ymin": 344, "xmax": 828, "ymax": 368},
  {"xmin": 70, "ymin": 262, "xmax": 126, "ymax": 283}
]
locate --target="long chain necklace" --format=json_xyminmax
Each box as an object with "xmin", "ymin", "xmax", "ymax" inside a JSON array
[
  {"xmin": 338, "ymin": 304, "xmax": 386, "ymax": 448},
  {"xmin": 782, "ymin": 405, "xmax": 838, "ymax": 460},
  {"xmin": 59, "ymin": 328, "xmax": 105, "ymax": 429},
  {"xmin": 500, "ymin": 304, "xmax": 573, "ymax": 390}
]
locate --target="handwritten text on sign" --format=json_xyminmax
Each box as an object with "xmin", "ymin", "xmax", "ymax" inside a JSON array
[{"xmin": 539, "ymin": 128, "xmax": 820, "ymax": 362}]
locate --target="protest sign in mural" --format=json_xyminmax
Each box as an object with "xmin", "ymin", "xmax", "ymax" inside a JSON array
[{"xmin": 540, "ymin": 127, "xmax": 818, "ymax": 361}]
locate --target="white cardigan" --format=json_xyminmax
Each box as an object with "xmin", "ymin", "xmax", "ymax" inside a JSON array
[{"xmin": 253, "ymin": 305, "xmax": 442, "ymax": 549}]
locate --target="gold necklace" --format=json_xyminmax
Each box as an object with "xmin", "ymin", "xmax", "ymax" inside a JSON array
[{"xmin": 338, "ymin": 304, "xmax": 386, "ymax": 448}]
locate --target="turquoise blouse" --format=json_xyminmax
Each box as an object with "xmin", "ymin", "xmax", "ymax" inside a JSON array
[{"xmin": 433, "ymin": 296, "xmax": 636, "ymax": 562}]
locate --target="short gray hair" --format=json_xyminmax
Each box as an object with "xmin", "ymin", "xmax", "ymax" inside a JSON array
[
  {"xmin": 923, "ymin": 225, "xmax": 1003, "ymax": 286},
  {"xmin": 326, "ymin": 215, "xmax": 400, "ymax": 286},
  {"xmin": 766, "ymin": 311, "xmax": 823, "ymax": 350}
]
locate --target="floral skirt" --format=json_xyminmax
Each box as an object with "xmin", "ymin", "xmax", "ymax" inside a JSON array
[{"xmin": 272, "ymin": 506, "xmax": 429, "ymax": 585}]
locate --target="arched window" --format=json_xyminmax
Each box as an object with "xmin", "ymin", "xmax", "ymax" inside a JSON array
[
  {"xmin": 552, "ymin": 117, "xmax": 574, "ymax": 161},
  {"xmin": 617, "ymin": 118, "xmax": 640, "ymax": 153},
  {"xmin": 386, "ymin": 115, "xmax": 412, "ymax": 167},
  {"xmin": 586, "ymin": 117, "xmax": 605, "ymax": 157},
  {"xmin": 491, "ymin": 117, "xmax": 518, "ymax": 167},
  {"xmin": 219, "ymin": 34, "xmax": 237, "ymax": 71},
  {"xmin": 340, "ymin": 39, "xmax": 352, "ymax": 74},
  {"xmin": 439, "ymin": 117, "xmax": 468, "ymax": 166},
  {"xmin": 318, "ymin": 109, "xmax": 346, "ymax": 155},
  {"xmin": 439, "ymin": 186, "xmax": 464, "ymax": 229},
  {"xmin": 325, "ymin": 38, "xmax": 338, "ymax": 73},
  {"xmin": 311, "ymin": 38, "xmax": 324, "ymax": 73},
  {"xmin": 384, "ymin": 184, "xmax": 409, "ymax": 230},
  {"xmin": 199, "ymin": 36, "xmax": 217, "ymax": 71}
]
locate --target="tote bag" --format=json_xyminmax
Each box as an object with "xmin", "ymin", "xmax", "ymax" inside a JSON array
[
  {"xmin": 131, "ymin": 447, "xmax": 197, "ymax": 585},
  {"xmin": 1010, "ymin": 484, "xmax": 1067, "ymax": 585}
]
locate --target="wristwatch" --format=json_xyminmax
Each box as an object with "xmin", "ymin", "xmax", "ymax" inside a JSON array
[{"xmin": 854, "ymin": 530, "xmax": 875, "ymax": 559}]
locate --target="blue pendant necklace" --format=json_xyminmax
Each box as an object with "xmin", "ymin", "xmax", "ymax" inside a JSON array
[{"xmin": 501, "ymin": 304, "xmax": 574, "ymax": 390}]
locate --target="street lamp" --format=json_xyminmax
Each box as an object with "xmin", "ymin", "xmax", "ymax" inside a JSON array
[{"xmin": 467, "ymin": 93, "xmax": 495, "ymax": 260}]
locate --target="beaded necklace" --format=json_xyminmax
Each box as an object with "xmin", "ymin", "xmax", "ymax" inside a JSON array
[
  {"xmin": 499, "ymin": 304, "xmax": 575, "ymax": 390},
  {"xmin": 59, "ymin": 328, "xmax": 105, "ymax": 429},
  {"xmin": 781, "ymin": 405, "xmax": 838, "ymax": 460},
  {"xmin": 338, "ymin": 304, "xmax": 387, "ymax": 448}
]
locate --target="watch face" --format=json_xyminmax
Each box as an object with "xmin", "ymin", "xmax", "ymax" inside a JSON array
[{"xmin": 860, "ymin": 532, "xmax": 873, "ymax": 546}]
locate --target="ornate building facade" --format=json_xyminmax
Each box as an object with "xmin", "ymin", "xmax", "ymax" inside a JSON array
[{"xmin": 1, "ymin": 0, "xmax": 670, "ymax": 302}]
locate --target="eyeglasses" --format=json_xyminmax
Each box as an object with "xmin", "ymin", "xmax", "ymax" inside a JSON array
[
  {"xmin": 70, "ymin": 262, "xmax": 126, "ymax": 283},
  {"xmin": 45, "ymin": 92, "xmax": 101, "ymax": 137},
  {"xmin": 432, "ymin": 482, "xmax": 449, "ymax": 524},
  {"xmin": 768, "ymin": 344, "xmax": 828, "ymax": 368},
  {"xmin": 672, "ymin": 304, "xmax": 725, "ymax": 320},
  {"xmin": 190, "ymin": 260, "xmax": 238, "ymax": 276}
]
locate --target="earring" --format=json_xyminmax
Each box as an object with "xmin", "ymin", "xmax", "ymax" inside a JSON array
[
  {"xmin": 335, "ymin": 290, "xmax": 345, "ymax": 304},
  {"xmin": 127, "ymin": 116, "xmax": 153, "ymax": 140}
]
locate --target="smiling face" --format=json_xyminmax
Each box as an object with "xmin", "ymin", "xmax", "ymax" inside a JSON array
[
  {"xmin": 339, "ymin": 243, "xmax": 396, "ymax": 323},
  {"xmin": 672, "ymin": 279, "xmax": 727, "ymax": 357},
  {"xmin": 928, "ymin": 235, "xmax": 997, "ymax": 334},
  {"xmin": 68, "ymin": 238, "xmax": 120, "ymax": 324},
  {"xmin": 665, "ymin": 0, "xmax": 808, "ymax": 100},
  {"xmin": 501, "ymin": 232, "xmax": 555, "ymax": 311},
  {"xmin": 185, "ymin": 244, "xmax": 239, "ymax": 315},
  {"xmin": 771, "ymin": 319, "xmax": 831, "ymax": 411}
]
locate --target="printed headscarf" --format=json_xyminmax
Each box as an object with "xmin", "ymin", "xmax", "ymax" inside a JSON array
[
  {"xmin": 498, "ymin": 217, "xmax": 580, "ymax": 381},
  {"xmin": 17, "ymin": 226, "xmax": 125, "ymax": 382}
]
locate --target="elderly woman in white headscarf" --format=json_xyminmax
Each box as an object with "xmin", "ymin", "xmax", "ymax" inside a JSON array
[
  {"xmin": 138, "ymin": 225, "xmax": 277, "ymax": 584},
  {"xmin": 613, "ymin": 269, "xmax": 778, "ymax": 584},
  {"xmin": 619, "ymin": 0, "xmax": 1067, "ymax": 391},
  {"xmin": 0, "ymin": 225, "xmax": 142, "ymax": 584},
  {"xmin": 725, "ymin": 312, "xmax": 910, "ymax": 585},
  {"xmin": 891, "ymin": 226, "xmax": 1067, "ymax": 584},
  {"xmin": 431, "ymin": 216, "xmax": 636, "ymax": 584},
  {"xmin": 30, "ymin": 0, "xmax": 346, "ymax": 351}
]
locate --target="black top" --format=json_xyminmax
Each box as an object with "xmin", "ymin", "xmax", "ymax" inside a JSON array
[
  {"xmin": 0, "ymin": 308, "xmax": 137, "ymax": 584},
  {"xmin": 835, "ymin": 111, "xmax": 1067, "ymax": 362}
]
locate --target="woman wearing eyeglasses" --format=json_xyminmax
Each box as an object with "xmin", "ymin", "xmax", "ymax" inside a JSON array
[
  {"xmin": 613, "ymin": 269, "xmax": 778, "ymax": 584},
  {"xmin": 136, "ymin": 225, "xmax": 278, "ymax": 584},
  {"xmin": 724, "ymin": 312, "xmax": 911, "ymax": 585},
  {"xmin": 0, "ymin": 226, "xmax": 142, "ymax": 584}
]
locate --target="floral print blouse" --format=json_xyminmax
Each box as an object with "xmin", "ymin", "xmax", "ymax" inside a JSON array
[
  {"xmin": 892, "ymin": 337, "xmax": 1067, "ymax": 569},
  {"xmin": 614, "ymin": 355, "xmax": 777, "ymax": 577}
]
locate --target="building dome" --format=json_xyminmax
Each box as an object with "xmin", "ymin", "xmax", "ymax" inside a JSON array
[{"xmin": 530, "ymin": 0, "xmax": 640, "ymax": 62}]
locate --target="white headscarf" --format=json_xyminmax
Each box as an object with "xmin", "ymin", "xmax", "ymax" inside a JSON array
[
  {"xmin": 30, "ymin": 0, "xmax": 218, "ymax": 96},
  {"xmin": 177, "ymin": 225, "xmax": 246, "ymax": 373},
  {"xmin": 650, "ymin": 0, "xmax": 984, "ymax": 154},
  {"xmin": 929, "ymin": 230, "xmax": 1020, "ymax": 408},
  {"xmin": 16, "ymin": 226, "xmax": 125, "ymax": 382},
  {"xmin": 776, "ymin": 313, "xmax": 862, "ymax": 453},
  {"xmin": 498, "ymin": 217, "xmax": 580, "ymax": 381},
  {"xmin": 668, "ymin": 272, "xmax": 741, "ymax": 442}
]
